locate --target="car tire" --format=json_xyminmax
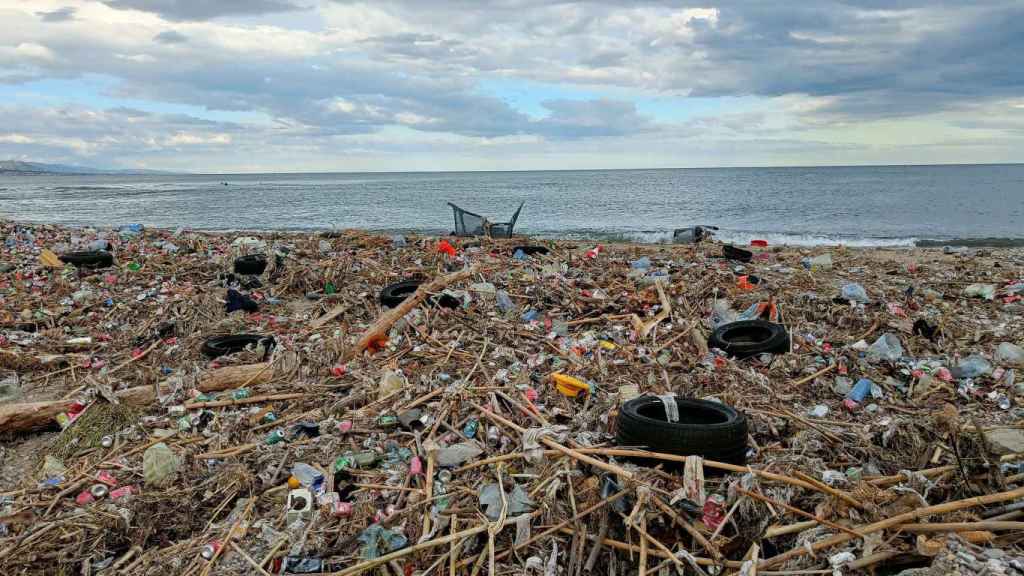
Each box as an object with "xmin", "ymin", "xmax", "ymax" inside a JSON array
[
  {"xmin": 234, "ymin": 254, "xmax": 267, "ymax": 275},
  {"xmin": 616, "ymin": 396, "xmax": 749, "ymax": 466},
  {"xmin": 512, "ymin": 246, "xmax": 549, "ymax": 256},
  {"xmin": 722, "ymin": 245, "xmax": 753, "ymax": 262},
  {"xmin": 708, "ymin": 320, "xmax": 790, "ymax": 358},
  {"xmin": 380, "ymin": 280, "xmax": 460, "ymax": 309}
]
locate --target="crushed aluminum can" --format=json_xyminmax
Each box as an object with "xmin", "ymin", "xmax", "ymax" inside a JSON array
[
  {"xmin": 702, "ymin": 494, "xmax": 726, "ymax": 530},
  {"xmin": 332, "ymin": 501, "xmax": 353, "ymax": 517},
  {"xmin": 89, "ymin": 484, "xmax": 109, "ymax": 499},
  {"xmin": 200, "ymin": 540, "xmax": 222, "ymax": 561},
  {"xmin": 110, "ymin": 486, "xmax": 135, "ymax": 501},
  {"xmin": 96, "ymin": 471, "xmax": 118, "ymax": 487},
  {"xmin": 266, "ymin": 429, "xmax": 286, "ymax": 445},
  {"xmin": 76, "ymin": 491, "xmax": 95, "ymax": 505}
]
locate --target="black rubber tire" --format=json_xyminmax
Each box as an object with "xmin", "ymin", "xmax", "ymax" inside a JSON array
[
  {"xmin": 234, "ymin": 254, "xmax": 267, "ymax": 275},
  {"xmin": 433, "ymin": 294, "xmax": 461, "ymax": 309},
  {"xmin": 380, "ymin": 280, "xmax": 460, "ymax": 309},
  {"xmin": 201, "ymin": 334, "xmax": 275, "ymax": 359},
  {"xmin": 380, "ymin": 280, "xmax": 422, "ymax": 308},
  {"xmin": 512, "ymin": 246, "xmax": 549, "ymax": 256},
  {"xmin": 59, "ymin": 250, "xmax": 114, "ymax": 269},
  {"xmin": 616, "ymin": 396, "xmax": 748, "ymax": 466},
  {"xmin": 722, "ymin": 245, "xmax": 753, "ymax": 262},
  {"xmin": 707, "ymin": 320, "xmax": 790, "ymax": 358}
]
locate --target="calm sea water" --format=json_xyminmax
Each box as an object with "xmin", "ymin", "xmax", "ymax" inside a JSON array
[{"xmin": 2, "ymin": 165, "xmax": 1022, "ymax": 246}]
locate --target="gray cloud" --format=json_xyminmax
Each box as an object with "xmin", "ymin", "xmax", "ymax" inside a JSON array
[
  {"xmin": 0, "ymin": 105, "xmax": 247, "ymax": 167},
  {"xmin": 36, "ymin": 7, "xmax": 76, "ymax": 22},
  {"xmin": 536, "ymin": 99, "xmax": 659, "ymax": 139},
  {"xmin": 1, "ymin": 0, "xmax": 1023, "ymax": 170},
  {"xmin": 327, "ymin": 0, "xmax": 1022, "ymax": 122},
  {"xmin": 100, "ymin": 0, "xmax": 307, "ymax": 21},
  {"xmin": 153, "ymin": 30, "xmax": 188, "ymax": 44},
  {"xmin": 678, "ymin": 2, "xmax": 1024, "ymax": 119}
]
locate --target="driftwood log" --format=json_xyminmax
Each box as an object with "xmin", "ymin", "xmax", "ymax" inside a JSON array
[
  {"xmin": 342, "ymin": 266, "xmax": 478, "ymax": 362},
  {"xmin": 0, "ymin": 362, "xmax": 272, "ymax": 433}
]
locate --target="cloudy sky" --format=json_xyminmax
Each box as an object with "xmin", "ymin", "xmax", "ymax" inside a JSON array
[{"xmin": 1, "ymin": 0, "xmax": 1022, "ymax": 172}]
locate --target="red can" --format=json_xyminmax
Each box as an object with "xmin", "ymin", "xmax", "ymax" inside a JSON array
[
  {"xmin": 702, "ymin": 494, "xmax": 726, "ymax": 530},
  {"xmin": 110, "ymin": 486, "xmax": 135, "ymax": 500},
  {"xmin": 96, "ymin": 471, "xmax": 118, "ymax": 487},
  {"xmin": 200, "ymin": 540, "xmax": 222, "ymax": 561},
  {"xmin": 333, "ymin": 501, "xmax": 354, "ymax": 517}
]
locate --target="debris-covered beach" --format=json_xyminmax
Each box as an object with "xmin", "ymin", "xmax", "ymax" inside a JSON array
[{"xmin": 2, "ymin": 219, "xmax": 1024, "ymax": 575}]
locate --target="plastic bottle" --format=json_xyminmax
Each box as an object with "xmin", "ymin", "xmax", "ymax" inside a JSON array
[
  {"xmin": 631, "ymin": 256, "xmax": 651, "ymax": 270},
  {"xmin": 291, "ymin": 463, "xmax": 325, "ymax": 494},
  {"xmin": 463, "ymin": 417, "xmax": 479, "ymax": 439},
  {"xmin": 495, "ymin": 290, "xmax": 514, "ymax": 313},
  {"xmin": 840, "ymin": 283, "xmax": 869, "ymax": 303},
  {"xmin": 844, "ymin": 378, "xmax": 872, "ymax": 411}
]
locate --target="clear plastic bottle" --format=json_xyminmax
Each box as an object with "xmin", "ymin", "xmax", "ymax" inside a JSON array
[{"xmin": 290, "ymin": 463, "xmax": 324, "ymax": 494}]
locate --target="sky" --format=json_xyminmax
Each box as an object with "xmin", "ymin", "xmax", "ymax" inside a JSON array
[{"xmin": 0, "ymin": 0, "xmax": 1022, "ymax": 172}]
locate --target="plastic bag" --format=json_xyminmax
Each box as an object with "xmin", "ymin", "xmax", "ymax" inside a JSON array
[
  {"xmin": 709, "ymin": 300, "xmax": 738, "ymax": 329},
  {"xmin": 964, "ymin": 283, "xmax": 996, "ymax": 300},
  {"xmin": 994, "ymin": 342, "xmax": 1024, "ymax": 367},
  {"xmin": 952, "ymin": 355, "xmax": 992, "ymax": 379},
  {"xmin": 866, "ymin": 333, "xmax": 903, "ymax": 363},
  {"xmin": 840, "ymin": 283, "xmax": 869, "ymax": 303},
  {"xmin": 143, "ymin": 443, "xmax": 180, "ymax": 487}
]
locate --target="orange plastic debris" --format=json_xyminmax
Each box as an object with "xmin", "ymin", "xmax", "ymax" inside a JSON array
[{"xmin": 437, "ymin": 240, "xmax": 457, "ymax": 257}]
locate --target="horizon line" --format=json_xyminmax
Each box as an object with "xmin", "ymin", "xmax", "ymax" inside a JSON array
[
  {"xmin": 6, "ymin": 160, "xmax": 1023, "ymax": 176},
  {"xmin": 185, "ymin": 160, "xmax": 1024, "ymax": 176}
]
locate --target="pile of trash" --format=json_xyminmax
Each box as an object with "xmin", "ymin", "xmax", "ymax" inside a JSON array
[{"xmin": 2, "ymin": 219, "xmax": 1024, "ymax": 575}]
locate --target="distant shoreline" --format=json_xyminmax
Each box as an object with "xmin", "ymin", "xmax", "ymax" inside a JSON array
[{"xmin": 3, "ymin": 217, "xmax": 1024, "ymax": 249}]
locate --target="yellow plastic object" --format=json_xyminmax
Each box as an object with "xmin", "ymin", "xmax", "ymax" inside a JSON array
[
  {"xmin": 287, "ymin": 476, "xmax": 300, "ymax": 489},
  {"xmin": 552, "ymin": 373, "xmax": 590, "ymax": 397},
  {"xmin": 39, "ymin": 249, "xmax": 63, "ymax": 269},
  {"xmin": 598, "ymin": 340, "xmax": 617, "ymax": 351}
]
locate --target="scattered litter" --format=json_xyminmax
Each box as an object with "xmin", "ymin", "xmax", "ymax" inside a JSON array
[{"xmin": 2, "ymin": 220, "xmax": 1024, "ymax": 575}]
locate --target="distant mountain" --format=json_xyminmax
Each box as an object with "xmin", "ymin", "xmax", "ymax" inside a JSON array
[{"xmin": 0, "ymin": 160, "xmax": 176, "ymax": 175}]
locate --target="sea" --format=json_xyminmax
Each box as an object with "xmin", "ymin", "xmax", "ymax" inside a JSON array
[{"xmin": 2, "ymin": 164, "xmax": 1023, "ymax": 247}]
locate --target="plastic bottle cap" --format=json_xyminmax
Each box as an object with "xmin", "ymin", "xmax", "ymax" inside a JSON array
[{"xmin": 287, "ymin": 476, "xmax": 301, "ymax": 489}]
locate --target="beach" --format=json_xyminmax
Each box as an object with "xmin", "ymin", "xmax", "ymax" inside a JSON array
[{"xmin": 2, "ymin": 219, "xmax": 1024, "ymax": 574}]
